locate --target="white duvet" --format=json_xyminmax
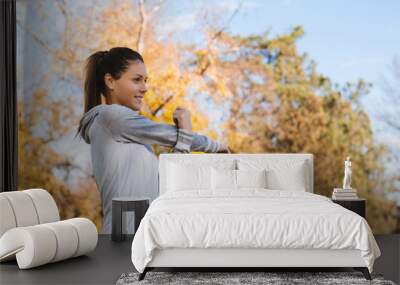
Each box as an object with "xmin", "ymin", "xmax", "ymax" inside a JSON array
[{"xmin": 131, "ymin": 189, "xmax": 380, "ymax": 273}]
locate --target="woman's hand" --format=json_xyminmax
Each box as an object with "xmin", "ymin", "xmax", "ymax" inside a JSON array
[
  {"xmin": 217, "ymin": 143, "xmax": 231, "ymax": 153},
  {"xmin": 173, "ymin": 107, "xmax": 192, "ymax": 132}
]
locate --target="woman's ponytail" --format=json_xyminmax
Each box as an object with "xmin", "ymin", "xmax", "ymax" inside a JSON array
[
  {"xmin": 76, "ymin": 51, "xmax": 108, "ymax": 136},
  {"xmin": 84, "ymin": 51, "xmax": 108, "ymax": 113},
  {"xmin": 76, "ymin": 47, "xmax": 144, "ymax": 138}
]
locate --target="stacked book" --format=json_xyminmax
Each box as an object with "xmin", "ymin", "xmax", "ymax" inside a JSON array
[{"xmin": 332, "ymin": 188, "xmax": 358, "ymax": 200}]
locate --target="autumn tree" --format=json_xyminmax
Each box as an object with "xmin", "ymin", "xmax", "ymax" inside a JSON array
[{"xmin": 192, "ymin": 26, "xmax": 397, "ymax": 233}]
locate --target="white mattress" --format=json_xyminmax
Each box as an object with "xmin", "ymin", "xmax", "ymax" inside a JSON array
[{"xmin": 131, "ymin": 190, "xmax": 380, "ymax": 273}]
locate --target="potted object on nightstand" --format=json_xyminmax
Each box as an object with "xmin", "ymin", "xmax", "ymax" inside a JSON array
[{"xmin": 332, "ymin": 157, "xmax": 366, "ymax": 218}]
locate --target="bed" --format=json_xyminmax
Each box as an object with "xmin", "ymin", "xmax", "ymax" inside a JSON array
[{"xmin": 131, "ymin": 153, "xmax": 381, "ymax": 281}]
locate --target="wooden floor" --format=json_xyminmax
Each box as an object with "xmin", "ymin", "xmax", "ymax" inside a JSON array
[{"xmin": 0, "ymin": 235, "xmax": 398, "ymax": 285}]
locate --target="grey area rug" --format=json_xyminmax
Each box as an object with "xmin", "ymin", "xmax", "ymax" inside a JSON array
[{"xmin": 116, "ymin": 271, "xmax": 396, "ymax": 285}]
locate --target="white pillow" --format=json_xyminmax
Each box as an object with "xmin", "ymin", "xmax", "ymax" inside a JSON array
[
  {"xmin": 236, "ymin": 169, "xmax": 268, "ymax": 189},
  {"xmin": 266, "ymin": 162, "xmax": 306, "ymax": 191},
  {"xmin": 212, "ymin": 168, "xmax": 236, "ymax": 190},
  {"xmin": 167, "ymin": 162, "xmax": 212, "ymax": 191},
  {"xmin": 211, "ymin": 168, "xmax": 268, "ymax": 190},
  {"xmin": 237, "ymin": 159, "xmax": 308, "ymax": 191},
  {"xmin": 266, "ymin": 171, "xmax": 306, "ymax": 191}
]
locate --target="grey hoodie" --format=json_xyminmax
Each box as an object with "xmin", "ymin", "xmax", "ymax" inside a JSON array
[{"xmin": 79, "ymin": 103, "xmax": 223, "ymax": 234}]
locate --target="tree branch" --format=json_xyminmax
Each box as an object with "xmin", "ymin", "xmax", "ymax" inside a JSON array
[
  {"xmin": 136, "ymin": 0, "xmax": 146, "ymax": 52},
  {"xmin": 197, "ymin": 1, "xmax": 242, "ymax": 76},
  {"xmin": 210, "ymin": 0, "xmax": 242, "ymax": 42},
  {"xmin": 151, "ymin": 95, "xmax": 173, "ymax": 117}
]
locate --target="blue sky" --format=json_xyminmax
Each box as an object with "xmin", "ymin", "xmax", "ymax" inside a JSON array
[
  {"xmin": 228, "ymin": 0, "xmax": 400, "ymax": 87},
  {"xmin": 232, "ymin": 0, "xmax": 400, "ymax": 136},
  {"xmin": 161, "ymin": 0, "xmax": 400, "ymax": 144},
  {"xmin": 163, "ymin": 0, "xmax": 400, "ymax": 86}
]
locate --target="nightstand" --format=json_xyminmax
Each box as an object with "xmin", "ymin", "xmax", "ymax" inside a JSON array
[
  {"xmin": 112, "ymin": 197, "xmax": 149, "ymax": 242},
  {"xmin": 332, "ymin": 198, "xmax": 366, "ymax": 218}
]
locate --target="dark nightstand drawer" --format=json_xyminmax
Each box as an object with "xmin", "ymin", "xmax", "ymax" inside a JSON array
[{"xmin": 332, "ymin": 198, "xmax": 366, "ymax": 218}]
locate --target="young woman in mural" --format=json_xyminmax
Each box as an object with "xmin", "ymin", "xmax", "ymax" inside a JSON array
[{"xmin": 77, "ymin": 47, "xmax": 229, "ymax": 234}]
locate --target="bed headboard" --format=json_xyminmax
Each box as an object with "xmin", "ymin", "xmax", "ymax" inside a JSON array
[{"xmin": 159, "ymin": 153, "xmax": 314, "ymax": 195}]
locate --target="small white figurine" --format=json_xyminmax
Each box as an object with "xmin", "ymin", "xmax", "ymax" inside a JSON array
[{"xmin": 342, "ymin": 156, "xmax": 352, "ymax": 190}]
